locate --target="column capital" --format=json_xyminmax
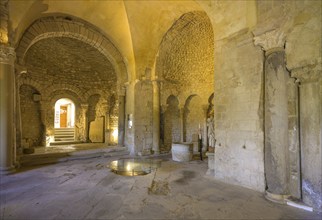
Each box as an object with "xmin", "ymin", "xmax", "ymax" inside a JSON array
[
  {"xmin": 290, "ymin": 59, "xmax": 321, "ymax": 84},
  {"xmin": 253, "ymin": 29, "xmax": 286, "ymax": 55},
  {"xmin": 80, "ymin": 103, "xmax": 89, "ymax": 109},
  {"xmin": 0, "ymin": 45, "xmax": 15, "ymax": 65}
]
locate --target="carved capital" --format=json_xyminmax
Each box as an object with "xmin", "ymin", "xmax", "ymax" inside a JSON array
[
  {"xmin": 253, "ymin": 29, "xmax": 286, "ymax": 54},
  {"xmin": 80, "ymin": 103, "xmax": 89, "ymax": 110},
  {"xmin": 0, "ymin": 45, "xmax": 15, "ymax": 65},
  {"xmin": 290, "ymin": 59, "xmax": 322, "ymax": 84}
]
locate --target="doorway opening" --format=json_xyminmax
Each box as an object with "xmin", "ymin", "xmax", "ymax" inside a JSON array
[
  {"xmin": 54, "ymin": 98, "xmax": 75, "ymax": 128},
  {"xmin": 53, "ymin": 98, "xmax": 75, "ymax": 143}
]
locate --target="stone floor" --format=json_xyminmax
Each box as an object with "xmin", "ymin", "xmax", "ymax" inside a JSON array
[{"xmin": 1, "ymin": 154, "xmax": 321, "ymax": 220}]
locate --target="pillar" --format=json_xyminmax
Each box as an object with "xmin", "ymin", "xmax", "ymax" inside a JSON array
[
  {"xmin": 152, "ymin": 80, "xmax": 160, "ymax": 154},
  {"xmin": 0, "ymin": 45, "xmax": 16, "ymax": 174},
  {"xmin": 180, "ymin": 107, "xmax": 185, "ymax": 142},
  {"xmin": 80, "ymin": 104, "xmax": 89, "ymax": 142},
  {"xmin": 39, "ymin": 100, "xmax": 48, "ymax": 146},
  {"xmin": 14, "ymin": 65, "xmax": 26, "ymax": 155},
  {"xmin": 291, "ymin": 63, "xmax": 322, "ymax": 210},
  {"xmin": 254, "ymin": 30, "xmax": 289, "ymax": 200},
  {"xmin": 118, "ymin": 90, "xmax": 125, "ymax": 147},
  {"xmin": 202, "ymin": 105, "xmax": 208, "ymax": 151}
]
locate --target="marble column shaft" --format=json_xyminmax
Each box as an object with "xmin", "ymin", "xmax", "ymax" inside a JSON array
[
  {"xmin": 118, "ymin": 95, "xmax": 125, "ymax": 147},
  {"xmin": 264, "ymin": 50, "xmax": 289, "ymax": 195},
  {"xmin": 152, "ymin": 80, "xmax": 160, "ymax": 154},
  {"xmin": 0, "ymin": 45, "xmax": 16, "ymax": 174}
]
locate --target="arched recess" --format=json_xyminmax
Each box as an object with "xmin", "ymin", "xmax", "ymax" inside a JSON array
[
  {"xmin": 155, "ymin": 11, "xmax": 214, "ymax": 148},
  {"xmin": 19, "ymin": 84, "xmax": 43, "ymax": 148},
  {"xmin": 15, "ymin": 14, "xmax": 128, "ymax": 92},
  {"xmin": 184, "ymin": 95, "xmax": 203, "ymax": 143},
  {"xmin": 162, "ymin": 95, "xmax": 181, "ymax": 152},
  {"xmin": 87, "ymin": 94, "xmax": 108, "ymax": 143},
  {"xmin": 48, "ymin": 90, "xmax": 82, "ymax": 143}
]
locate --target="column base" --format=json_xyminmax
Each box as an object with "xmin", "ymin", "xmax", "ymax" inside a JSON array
[
  {"xmin": 265, "ymin": 190, "xmax": 290, "ymax": 204},
  {"xmin": 0, "ymin": 166, "xmax": 16, "ymax": 175}
]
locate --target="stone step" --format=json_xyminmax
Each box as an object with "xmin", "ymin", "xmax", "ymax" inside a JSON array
[
  {"xmin": 50, "ymin": 141, "xmax": 82, "ymax": 146},
  {"xmin": 19, "ymin": 147, "xmax": 130, "ymax": 167}
]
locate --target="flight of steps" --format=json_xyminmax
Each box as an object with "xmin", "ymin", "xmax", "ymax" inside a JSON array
[{"xmin": 51, "ymin": 128, "xmax": 76, "ymax": 145}]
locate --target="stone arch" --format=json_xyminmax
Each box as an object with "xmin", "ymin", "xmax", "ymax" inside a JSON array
[
  {"xmin": 15, "ymin": 14, "xmax": 128, "ymax": 91},
  {"xmin": 45, "ymin": 84, "xmax": 84, "ymax": 103},
  {"xmin": 155, "ymin": 10, "xmax": 214, "ymax": 80},
  {"xmin": 162, "ymin": 95, "xmax": 181, "ymax": 152},
  {"xmin": 183, "ymin": 94, "xmax": 203, "ymax": 143},
  {"xmin": 49, "ymin": 91, "xmax": 82, "ymax": 108},
  {"xmin": 83, "ymin": 89, "xmax": 108, "ymax": 103},
  {"xmin": 18, "ymin": 77, "xmax": 44, "ymax": 95}
]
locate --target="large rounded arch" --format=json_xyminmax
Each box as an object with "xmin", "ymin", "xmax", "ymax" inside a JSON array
[{"xmin": 15, "ymin": 15, "xmax": 128, "ymax": 91}]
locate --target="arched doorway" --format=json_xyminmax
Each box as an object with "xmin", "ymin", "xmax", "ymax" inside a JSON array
[{"xmin": 54, "ymin": 98, "xmax": 75, "ymax": 142}]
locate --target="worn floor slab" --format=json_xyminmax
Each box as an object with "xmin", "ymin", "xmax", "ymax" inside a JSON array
[{"xmin": 0, "ymin": 155, "xmax": 321, "ymax": 220}]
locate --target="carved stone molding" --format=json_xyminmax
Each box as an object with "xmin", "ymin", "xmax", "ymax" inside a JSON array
[
  {"xmin": 0, "ymin": 45, "xmax": 15, "ymax": 65},
  {"xmin": 290, "ymin": 59, "xmax": 322, "ymax": 84},
  {"xmin": 253, "ymin": 29, "xmax": 286, "ymax": 54}
]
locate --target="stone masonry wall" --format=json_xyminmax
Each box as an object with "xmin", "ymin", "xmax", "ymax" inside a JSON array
[
  {"xmin": 134, "ymin": 81, "xmax": 153, "ymax": 155},
  {"xmin": 157, "ymin": 11, "xmax": 214, "ymax": 148},
  {"xmin": 20, "ymin": 37, "xmax": 118, "ymax": 144},
  {"xmin": 158, "ymin": 11, "xmax": 214, "ymax": 105},
  {"xmin": 213, "ymin": 33, "xmax": 265, "ymax": 192},
  {"xmin": 19, "ymin": 84, "xmax": 43, "ymax": 148}
]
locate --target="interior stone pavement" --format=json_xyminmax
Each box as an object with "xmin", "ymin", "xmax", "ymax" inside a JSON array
[{"xmin": 1, "ymin": 155, "xmax": 321, "ymax": 220}]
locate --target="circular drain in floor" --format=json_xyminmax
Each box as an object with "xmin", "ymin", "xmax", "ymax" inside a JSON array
[{"xmin": 109, "ymin": 158, "xmax": 162, "ymax": 176}]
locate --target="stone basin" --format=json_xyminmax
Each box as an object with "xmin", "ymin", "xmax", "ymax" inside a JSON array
[{"xmin": 171, "ymin": 142, "xmax": 193, "ymax": 162}]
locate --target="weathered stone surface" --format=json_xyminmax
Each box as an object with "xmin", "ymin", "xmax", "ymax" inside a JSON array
[
  {"xmin": 213, "ymin": 33, "xmax": 265, "ymax": 192},
  {"xmin": 300, "ymin": 81, "xmax": 322, "ymax": 210},
  {"xmin": 264, "ymin": 51, "xmax": 289, "ymax": 195}
]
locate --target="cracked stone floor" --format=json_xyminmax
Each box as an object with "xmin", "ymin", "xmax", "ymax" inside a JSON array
[{"xmin": 1, "ymin": 155, "xmax": 321, "ymax": 220}]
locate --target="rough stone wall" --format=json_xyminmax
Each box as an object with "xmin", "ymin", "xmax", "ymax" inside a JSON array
[
  {"xmin": 19, "ymin": 84, "xmax": 42, "ymax": 147},
  {"xmin": 284, "ymin": 1, "xmax": 321, "ymax": 210},
  {"xmin": 213, "ymin": 33, "xmax": 265, "ymax": 192},
  {"xmin": 20, "ymin": 36, "xmax": 118, "ymax": 143},
  {"xmin": 184, "ymin": 95, "xmax": 203, "ymax": 143},
  {"xmin": 134, "ymin": 81, "xmax": 153, "ymax": 154},
  {"xmin": 157, "ymin": 11, "xmax": 214, "ymax": 105},
  {"xmin": 287, "ymin": 78, "xmax": 300, "ymax": 199},
  {"xmin": 162, "ymin": 95, "xmax": 180, "ymax": 151},
  {"xmin": 210, "ymin": 0, "xmax": 321, "ymax": 208},
  {"xmin": 157, "ymin": 11, "xmax": 214, "ymax": 148}
]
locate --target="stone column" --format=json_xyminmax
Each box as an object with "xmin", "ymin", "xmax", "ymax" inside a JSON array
[
  {"xmin": 39, "ymin": 100, "xmax": 48, "ymax": 146},
  {"xmin": 254, "ymin": 30, "xmax": 289, "ymax": 200},
  {"xmin": 101, "ymin": 102, "xmax": 108, "ymax": 144},
  {"xmin": 0, "ymin": 45, "xmax": 16, "ymax": 174},
  {"xmin": 152, "ymin": 80, "xmax": 160, "ymax": 154},
  {"xmin": 291, "ymin": 63, "xmax": 322, "ymax": 210},
  {"xmin": 14, "ymin": 65, "xmax": 26, "ymax": 155},
  {"xmin": 180, "ymin": 107, "xmax": 185, "ymax": 142},
  {"xmin": 118, "ymin": 89, "xmax": 126, "ymax": 147},
  {"xmin": 80, "ymin": 104, "xmax": 89, "ymax": 142},
  {"xmin": 202, "ymin": 105, "xmax": 208, "ymax": 151}
]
